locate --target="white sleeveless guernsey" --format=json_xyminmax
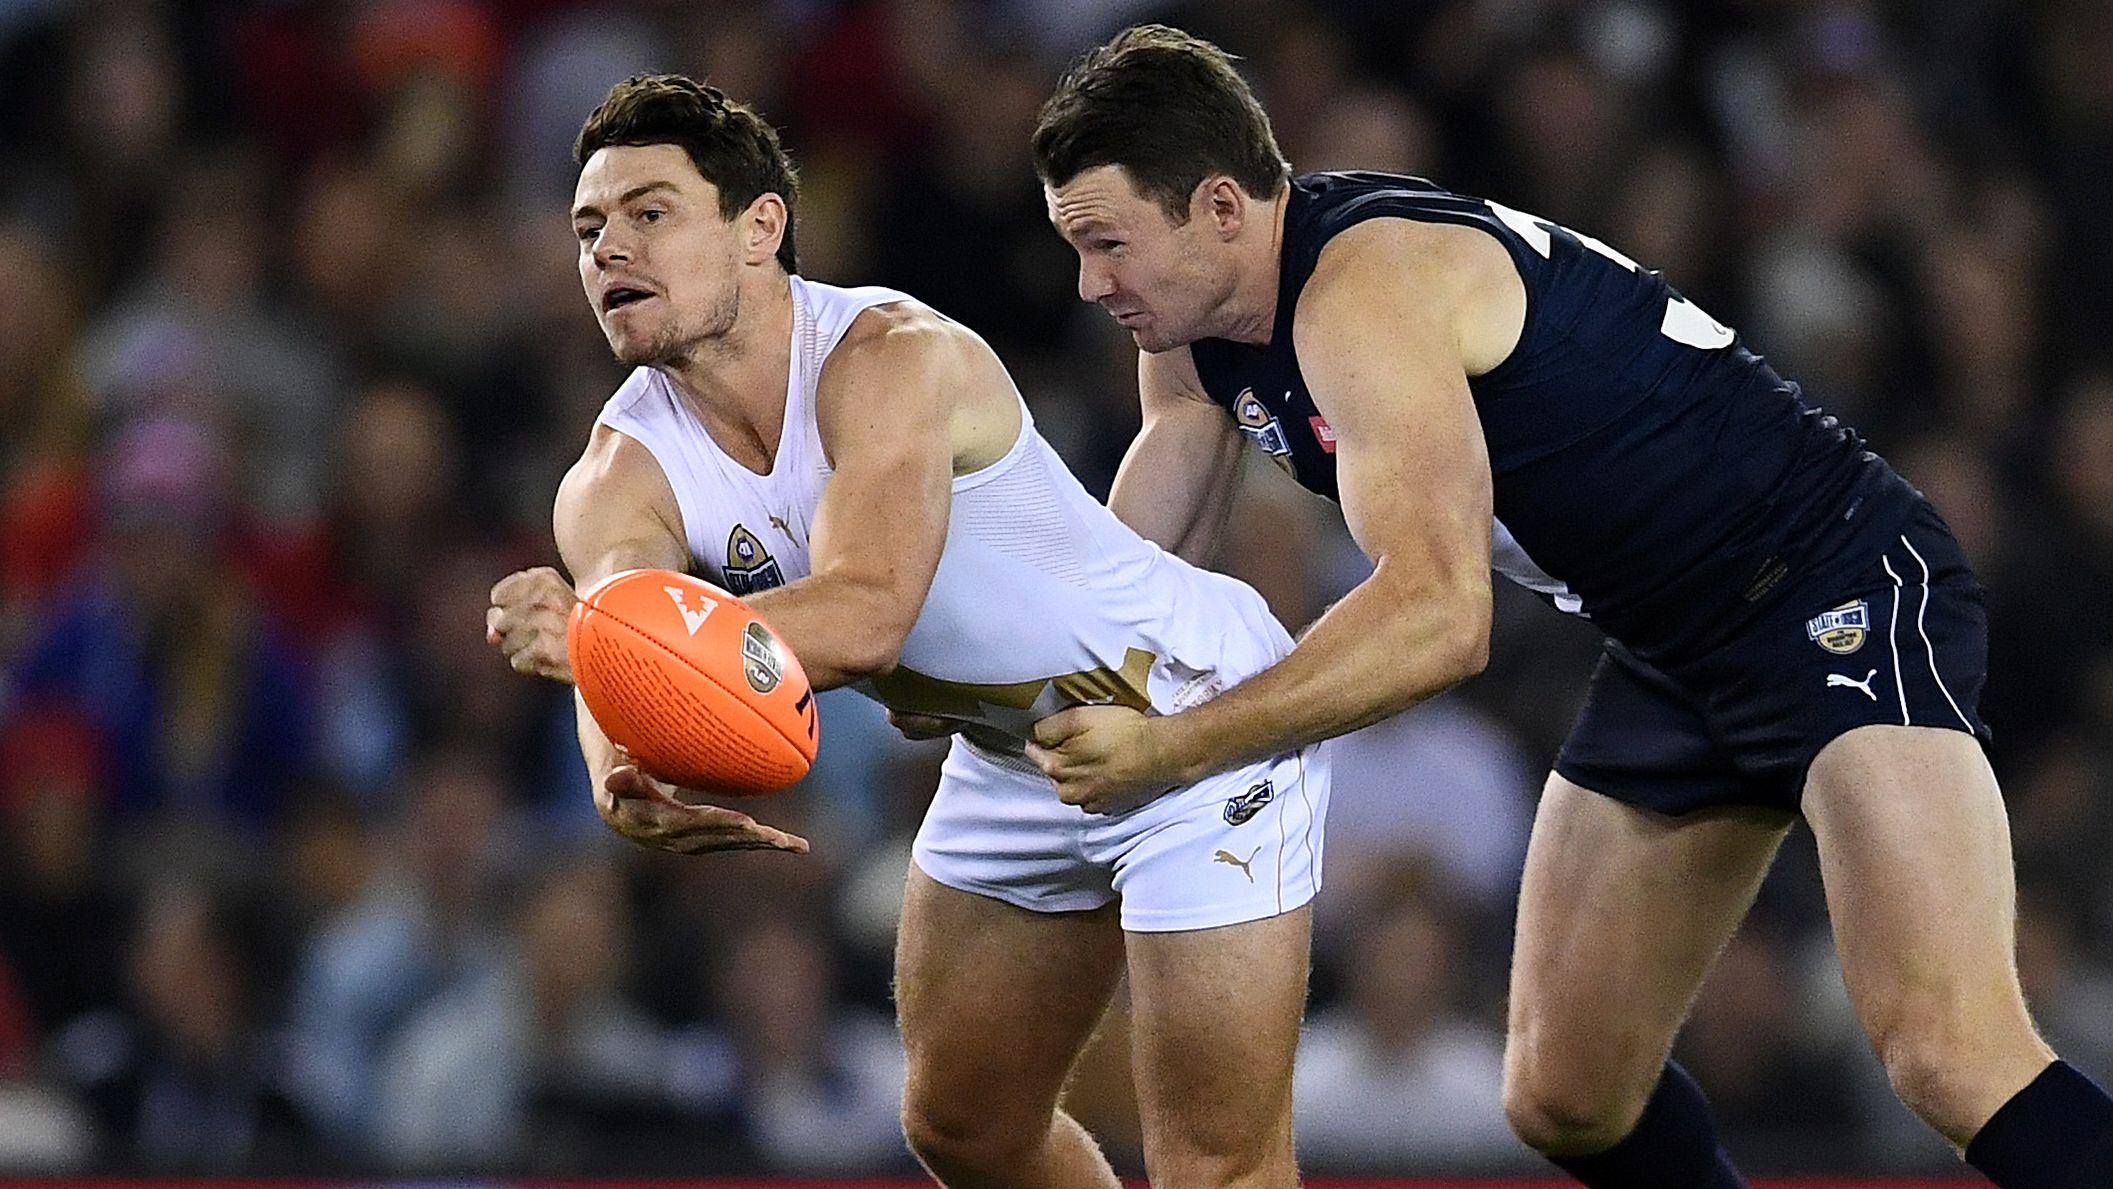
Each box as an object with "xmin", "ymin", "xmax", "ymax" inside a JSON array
[{"xmin": 596, "ymin": 276, "xmax": 1328, "ymax": 932}]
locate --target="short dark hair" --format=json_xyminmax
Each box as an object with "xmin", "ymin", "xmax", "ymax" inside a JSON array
[
  {"xmin": 575, "ymin": 73, "xmax": 798, "ymax": 273},
  {"xmin": 1032, "ymin": 25, "xmax": 1289, "ymax": 223}
]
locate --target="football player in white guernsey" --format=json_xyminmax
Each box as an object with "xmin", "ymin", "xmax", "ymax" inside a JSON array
[{"xmin": 484, "ymin": 75, "xmax": 1326, "ymax": 1189}]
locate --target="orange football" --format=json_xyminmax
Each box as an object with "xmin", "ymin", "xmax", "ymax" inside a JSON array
[{"xmin": 567, "ymin": 569, "xmax": 818, "ymax": 795}]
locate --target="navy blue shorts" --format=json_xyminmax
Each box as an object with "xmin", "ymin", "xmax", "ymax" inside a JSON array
[{"xmin": 1554, "ymin": 503, "xmax": 1992, "ymax": 816}]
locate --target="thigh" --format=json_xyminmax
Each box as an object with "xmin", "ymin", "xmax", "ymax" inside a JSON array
[
  {"xmin": 1507, "ymin": 773, "xmax": 1792, "ymax": 1099},
  {"xmin": 1125, "ymin": 906, "xmax": 1310, "ymax": 1186},
  {"xmin": 896, "ymin": 864, "xmax": 1126, "ymax": 1129},
  {"xmin": 1802, "ymin": 726, "xmax": 2049, "ymax": 1131}
]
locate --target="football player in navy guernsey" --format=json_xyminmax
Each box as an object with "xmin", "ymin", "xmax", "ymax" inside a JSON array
[{"xmin": 1023, "ymin": 24, "xmax": 2113, "ymax": 1189}]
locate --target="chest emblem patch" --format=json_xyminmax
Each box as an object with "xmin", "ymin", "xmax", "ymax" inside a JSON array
[
  {"xmin": 1233, "ymin": 389, "xmax": 1295, "ymax": 475},
  {"xmin": 723, "ymin": 524, "xmax": 786, "ymax": 594}
]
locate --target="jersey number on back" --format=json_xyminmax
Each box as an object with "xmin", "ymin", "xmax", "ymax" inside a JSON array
[{"xmin": 1486, "ymin": 201, "xmax": 1736, "ymax": 350}]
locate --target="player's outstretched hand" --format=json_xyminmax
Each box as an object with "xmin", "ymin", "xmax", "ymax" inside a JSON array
[
  {"xmin": 1028, "ymin": 704, "xmax": 1175, "ymax": 815},
  {"xmin": 487, "ymin": 566, "xmax": 578, "ymax": 683},
  {"xmin": 599, "ymin": 762, "xmax": 811, "ymax": 855},
  {"xmin": 886, "ymin": 709, "xmax": 963, "ymax": 741}
]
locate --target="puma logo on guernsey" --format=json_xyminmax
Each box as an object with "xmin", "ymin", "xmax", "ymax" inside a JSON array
[
  {"xmin": 1213, "ymin": 847, "xmax": 1261, "ymax": 882},
  {"xmin": 1827, "ymin": 669, "xmax": 1879, "ymax": 701}
]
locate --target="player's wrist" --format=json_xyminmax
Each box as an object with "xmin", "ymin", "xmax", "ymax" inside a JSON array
[{"xmin": 1148, "ymin": 710, "xmax": 1219, "ymax": 788}]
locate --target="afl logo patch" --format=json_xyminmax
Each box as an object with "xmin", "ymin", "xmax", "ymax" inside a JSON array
[
  {"xmin": 1232, "ymin": 389, "xmax": 1294, "ymax": 475},
  {"xmin": 724, "ymin": 524, "xmax": 786, "ymax": 594},
  {"xmin": 741, "ymin": 621, "xmax": 784, "ymax": 694},
  {"xmin": 1223, "ymin": 779, "xmax": 1274, "ymax": 826},
  {"xmin": 1807, "ymin": 600, "xmax": 1870, "ymax": 655}
]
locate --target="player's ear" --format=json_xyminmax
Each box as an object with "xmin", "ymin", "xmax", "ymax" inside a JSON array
[
  {"xmin": 1200, "ymin": 176, "xmax": 1245, "ymax": 241},
  {"xmin": 743, "ymin": 193, "xmax": 788, "ymax": 266}
]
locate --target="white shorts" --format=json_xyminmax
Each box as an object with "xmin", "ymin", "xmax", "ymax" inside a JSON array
[{"xmin": 911, "ymin": 737, "xmax": 1330, "ymax": 933}]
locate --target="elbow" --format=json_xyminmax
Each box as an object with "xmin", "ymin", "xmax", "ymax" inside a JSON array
[
  {"xmin": 1439, "ymin": 593, "xmax": 1491, "ymax": 687},
  {"xmin": 800, "ymin": 572, "xmax": 918, "ymax": 679},
  {"xmin": 1450, "ymin": 620, "xmax": 1490, "ymax": 684},
  {"xmin": 834, "ymin": 636, "xmax": 902, "ymax": 680},
  {"xmin": 834, "ymin": 618, "xmax": 912, "ymax": 679}
]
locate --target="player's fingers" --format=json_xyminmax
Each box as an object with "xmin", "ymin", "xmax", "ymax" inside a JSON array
[
  {"xmin": 666, "ymin": 805, "xmax": 809, "ymax": 854},
  {"xmin": 507, "ymin": 638, "xmax": 563, "ymax": 678},
  {"xmin": 494, "ymin": 615, "xmax": 538, "ymax": 655},
  {"xmin": 490, "ymin": 569, "xmax": 540, "ymax": 604},
  {"xmin": 726, "ymin": 824, "xmax": 809, "ymax": 854},
  {"xmin": 1030, "ymin": 709, "xmax": 1083, "ymax": 748},
  {"xmin": 1024, "ymin": 741, "xmax": 1063, "ymax": 778},
  {"xmin": 531, "ymin": 641, "xmax": 571, "ymax": 679},
  {"xmin": 501, "ymin": 605, "xmax": 563, "ymax": 636},
  {"xmin": 683, "ymin": 825, "xmax": 809, "ymax": 854},
  {"xmin": 494, "ymin": 568, "xmax": 565, "ymax": 611},
  {"xmin": 605, "ymin": 765, "xmax": 678, "ymax": 806},
  {"xmin": 886, "ymin": 710, "xmax": 956, "ymax": 740}
]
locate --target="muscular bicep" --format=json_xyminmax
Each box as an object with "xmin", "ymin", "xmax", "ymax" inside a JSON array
[
  {"xmin": 554, "ymin": 425, "xmax": 693, "ymax": 588},
  {"xmin": 806, "ymin": 382, "xmax": 951, "ymax": 597},
  {"xmin": 794, "ymin": 315, "xmax": 959, "ymax": 644},
  {"xmin": 1325, "ymin": 367, "xmax": 1492, "ymax": 594},
  {"xmin": 1109, "ymin": 346, "xmax": 1245, "ymax": 564},
  {"xmin": 1297, "ymin": 226, "xmax": 1494, "ymax": 600}
]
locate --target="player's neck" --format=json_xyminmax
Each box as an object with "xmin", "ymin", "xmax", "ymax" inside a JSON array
[
  {"xmin": 1216, "ymin": 195, "xmax": 1288, "ymax": 346},
  {"xmin": 662, "ymin": 271, "xmax": 795, "ymax": 471}
]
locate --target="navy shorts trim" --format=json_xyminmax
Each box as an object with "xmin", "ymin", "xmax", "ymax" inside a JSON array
[{"xmin": 1554, "ymin": 502, "xmax": 1991, "ymax": 816}]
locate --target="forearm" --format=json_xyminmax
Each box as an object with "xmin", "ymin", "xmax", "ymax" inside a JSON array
[
  {"xmin": 1153, "ymin": 562, "xmax": 1488, "ymax": 782},
  {"xmin": 575, "ymin": 692, "xmax": 621, "ymax": 781},
  {"xmin": 744, "ymin": 571, "xmax": 915, "ymax": 689},
  {"xmin": 1110, "ymin": 459, "xmax": 1232, "ymax": 565},
  {"xmin": 1113, "ymin": 480, "xmax": 1235, "ymax": 566},
  {"xmin": 1107, "ymin": 419, "xmax": 1242, "ymax": 566}
]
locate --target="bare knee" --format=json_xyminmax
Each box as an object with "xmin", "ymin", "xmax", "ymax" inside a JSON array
[
  {"xmin": 1144, "ymin": 1126, "xmax": 1293, "ymax": 1189},
  {"xmin": 1873, "ymin": 1028, "xmax": 1995, "ymax": 1141},
  {"xmin": 1502, "ymin": 1049, "xmax": 1655, "ymax": 1157},
  {"xmin": 1136, "ymin": 1066, "xmax": 1295, "ymax": 1189},
  {"xmin": 1867, "ymin": 1004, "xmax": 2053, "ymax": 1142},
  {"xmin": 900, "ymin": 1089, "xmax": 1048, "ymax": 1178}
]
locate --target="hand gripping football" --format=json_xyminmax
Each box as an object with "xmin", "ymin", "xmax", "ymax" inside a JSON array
[{"xmin": 568, "ymin": 569, "xmax": 818, "ymax": 794}]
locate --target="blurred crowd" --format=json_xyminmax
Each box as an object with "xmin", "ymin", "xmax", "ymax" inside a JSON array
[{"xmin": 2, "ymin": 0, "xmax": 2112, "ymax": 1178}]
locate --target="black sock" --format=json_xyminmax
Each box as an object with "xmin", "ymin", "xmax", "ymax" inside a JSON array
[
  {"xmin": 1965, "ymin": 1061, "xmax": 2113, "ymax": 1189},
  {"xmin": 1547, "ymin": 1061, "xmax": 1747, "ymax": 1189}
]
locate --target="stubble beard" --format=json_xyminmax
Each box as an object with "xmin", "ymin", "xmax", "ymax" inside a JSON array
[{"xmin": 611, "ymin": 285, "xmax": 743, "ymax": 369}]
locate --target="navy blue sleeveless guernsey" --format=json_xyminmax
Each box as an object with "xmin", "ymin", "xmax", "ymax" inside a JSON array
[{"xmin": 1188, "ymin": 171, "xmax": 1919, "ymax": 665}]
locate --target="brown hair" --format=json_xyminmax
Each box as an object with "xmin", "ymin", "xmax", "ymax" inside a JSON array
[
  {"xmin": 1032, "ymin": 25, "xmax": 1288, "ymax": 223},
  {"xmin": 575, "ymin": 74, "xmax": 799, "ymax": 273}
]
